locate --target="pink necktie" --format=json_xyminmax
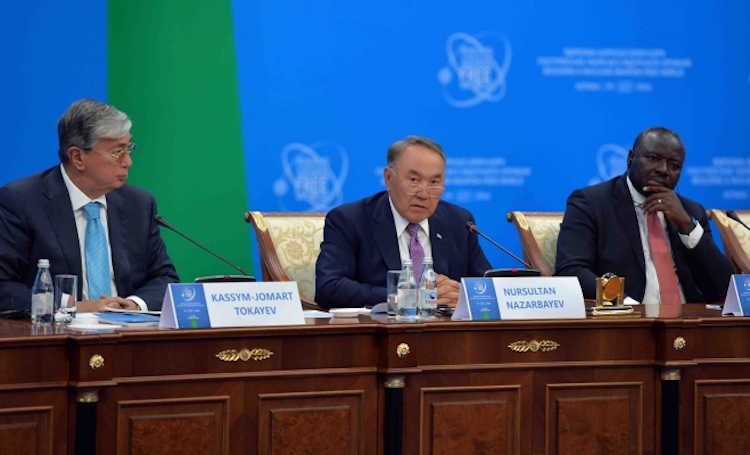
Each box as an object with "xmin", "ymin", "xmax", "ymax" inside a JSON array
[
  {"xmin": 647, "ymin": 212, "xmax": 681, "ymax": 305},
  {"xmin": 407, "ymin": 223, "xmax": 425, "ymax": 280}
]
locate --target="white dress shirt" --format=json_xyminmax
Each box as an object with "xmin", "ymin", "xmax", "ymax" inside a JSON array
[
  {"xmin": 626, "ymin": 176, "xmax": 703, "ymax": 304},
  {"xmin": 388, "ymin": 197, "xmax": 432, "ymax": 263},
  {"xmin": 60, "ymin": 165, "xmax": 147, "ymax": 310}
]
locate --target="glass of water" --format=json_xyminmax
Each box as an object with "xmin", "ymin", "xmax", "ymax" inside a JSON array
[
  {"xmin": 54, "ymin": 275, "xmax": 77, "ymax": 324},
  {"xmin": 386, "ymin": 270, "xmax": 400, "ymax": 316}
]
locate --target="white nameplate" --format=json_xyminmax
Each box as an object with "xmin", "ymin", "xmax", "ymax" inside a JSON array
[
  {"xmin": 159, "ymin": 282, "xmax": 305, "ymax": 329},
  {"xmin": 452, "ymin": 277, "xmax": 585, "ymax": 320},
  {"xmin": 722, "ymin": 275, "xmax": 750, "ymax": 316}
]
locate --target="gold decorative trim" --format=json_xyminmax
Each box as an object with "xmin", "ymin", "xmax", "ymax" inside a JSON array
[
  {"xmin": 661, "ymin": 369, "xmax": 681, "ymax": 381},
  {"xmin": 713, "ymin": 210, "xmax": 729, "ymax": 227},
  {"xmin": 250, "ymin": 212, "xmax": 268, "ymax": 232},
  {"xmin": 508, "ymin": 340, "xmax": 559, "ymax": 353},
  {"xmin": 673, "ymin": 336, "xmax": 686, "ymax": 351},
  {"xmin": 77, "ymin": 389, "xmax": 99, "ymax": 403},
  {"xmin": 516, "ymin": 212, "xmax": 530, "ymax": 231},
  {"xmin": 396, "ymin": 343, "xmax": 410, "ymax": 358},
  {"xmin": 89, "ymin": 354, "xmax": 104, "ymax": 370},
  {"xmin": 384, "ymin": 376, "xmax": 406, "ymax": 388},
  {"xmin": 216, "ymin": 348, "xmax": 273, "ymax": 362}
]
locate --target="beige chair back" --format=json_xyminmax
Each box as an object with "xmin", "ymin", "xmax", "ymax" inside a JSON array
[
  {"xmin": 245, "ymin": 211, "xmax": 327, "ymax": 310},
  {"xmin": 707, "ymin": 209, "xmax": 750, "ymax": 274},
  {"xmin": 506, "ymin": 211, "xmax": 564, "ymax": 276}
]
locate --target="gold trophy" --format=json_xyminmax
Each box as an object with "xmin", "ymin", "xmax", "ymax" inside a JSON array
[{"xmin": 592, "ymin": 273, "xmax": 634, "ymax": 316}]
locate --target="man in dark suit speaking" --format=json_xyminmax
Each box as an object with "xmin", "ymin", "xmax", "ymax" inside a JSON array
[
  {"xmin": 555, "ymin": 127, "xmax": 732, "ymax": 304},
  {"xmin": 315, "ymin": 135, "xmax": 492, "ymax": 309},
  {"xmin": 0, "ymin": 99, "xmax": 179, "ymax": 313}
]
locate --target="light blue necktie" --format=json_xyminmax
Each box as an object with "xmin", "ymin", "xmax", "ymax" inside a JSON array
[{"xmin": 83, "ymin": 202, "xmax": 111, "ymax": 299}]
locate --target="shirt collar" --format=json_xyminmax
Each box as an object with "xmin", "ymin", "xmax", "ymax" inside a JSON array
[
  {"xmin": 388, "ymin": 196, "xmax": 430, "ymax": 238},
  {"xmin": 60, "ymin": 164, "xmax": 107, "ymax": 211},
  {"xmin": 626, "ymin": 175, "xmax": 646, "ymax": 206}
]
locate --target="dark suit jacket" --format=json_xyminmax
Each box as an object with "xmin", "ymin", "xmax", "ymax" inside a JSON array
[
  {"xmin": 554, "ymin": 174, "xmax": 732, "ymax": 302},
  {"xmin": 314, "ymin": 191, "xmax": 492, "ymax": 309},
  {"xmin": 0, "ymin": 166, "xmax": 179, "ymax": 311}
]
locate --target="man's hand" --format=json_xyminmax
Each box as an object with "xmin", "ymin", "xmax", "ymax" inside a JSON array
[
  {"xmin": 435, "ymin": 274, "xmax": 461, "ymax": 308},
  {"xmin": 641, "ymin": 183, "xmax": 694, "ymax": 233},
  {"xmin": 76, "ymin": 296, "xmax": 139, "ymax": 313}
]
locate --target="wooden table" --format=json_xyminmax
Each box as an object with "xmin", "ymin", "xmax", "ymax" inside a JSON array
[{"xmin": 1, "ymin": 304, "xmax": 749, "ymax": 455}]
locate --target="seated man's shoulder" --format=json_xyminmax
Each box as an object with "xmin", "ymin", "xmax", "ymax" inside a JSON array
[
  {"xmin": 328, "ymin": 191, "xmax": 386, "ymax": 218},
  {"xmin": 435, "ymin": 198, "xmax": 473, "ymax": 217},
  {"xmin": 110, "ymin": 183, "xmax": 156, "ymax": 204},
  {"xmin": 2, "ymin": 167, "xmax": 56, "ymax": 192}
]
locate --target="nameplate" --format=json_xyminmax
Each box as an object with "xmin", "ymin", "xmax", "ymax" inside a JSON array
[
  {"xmin": 159, "ymin": 282, "xmax": 305, "ymax": 329},
  {"xmin": 722, "ymin": 275, "xmax": 750, "ymax": 316},
  {"xmin": 452, "ymin": 277, "xmax": 585, "ymax": 321}
]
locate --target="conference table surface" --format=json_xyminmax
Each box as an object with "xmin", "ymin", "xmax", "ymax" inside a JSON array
[{"xmin": 1, "ymin": 304, "xmax": 749, "ymax": 455}]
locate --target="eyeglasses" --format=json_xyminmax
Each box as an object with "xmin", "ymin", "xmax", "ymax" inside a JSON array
[
  {"xmin": 389, "ymin": 167, "xmax": 444, "ymax": 197},
  {"xmin": 83, "ymin": 142, "xmax": 136, "ymax": 161}
]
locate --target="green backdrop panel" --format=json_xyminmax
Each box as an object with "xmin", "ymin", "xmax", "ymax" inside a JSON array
[{"xmin": 108, "ymin": 0, "xmax": 253, "ymax": 282}]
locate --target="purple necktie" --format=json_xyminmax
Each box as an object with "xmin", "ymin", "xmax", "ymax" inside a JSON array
[{"xmin": 407, "ymin": 223, "xmax": 425, "ymax": 280}]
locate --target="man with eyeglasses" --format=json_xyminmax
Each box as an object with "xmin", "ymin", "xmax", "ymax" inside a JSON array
[
  {"xmin": 315, "ymin": 135, "xmax": 492, "ymax": 309},
  {"xmin": 0, "ymin": 99, "xmax": 179, "ymax": 314},
  {"xmin": 555, "ymin": 127, "xmax": 732, "ymax": 304}
]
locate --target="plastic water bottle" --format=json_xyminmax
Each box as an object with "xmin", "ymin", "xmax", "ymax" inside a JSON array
[
  {"xmin": 31, "ymin": 259, "xmax": 53, "ymax": 325},
  {"xmin": 418, "ymin": 257, "xmax": 437, "ymax": 319},
  {"xmin": 396, "ymin": 259, "xmax": 417, "ymax": 321}
]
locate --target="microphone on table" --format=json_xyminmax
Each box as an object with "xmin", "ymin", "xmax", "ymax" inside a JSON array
[
  {"xmin": 726, "ymin": 210, "xmax": 750, "ymax": 232},
  {"xmin": 155, "ymin": 215, "xmax": 254, "ymax": 281},
  {"xmin": 466, "ymin": 221, "xmax": 540, "ymax": 277}
]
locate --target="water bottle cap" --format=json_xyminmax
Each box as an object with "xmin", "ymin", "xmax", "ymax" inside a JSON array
[
  {"xmin": 37, "ymin": 259, "xmax": 50, "ymax": 268},
  {"xmin": 423, "ymin": 256, "xmax": 433, "ymax": 264},
  {"xmin": 402, "ymin": 259, "xmax": 412, "ymax": 265}
]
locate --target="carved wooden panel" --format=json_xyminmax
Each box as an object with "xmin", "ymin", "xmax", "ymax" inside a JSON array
[
  {"xmin": 420, "ymin": 386, "xmax": 520, "ymax": 455},
  {"xmin": 116, "ymin": 396, "xmax": 229, "ymax": 455},
  {"xmin": 0, "ymin": 406, "xmax": 52, "ymax": 455},
  {"xmin": 695, "ymin": 380, "xmax": 750, "ymax": 454},
  {"xmin": 547, "ymin": 382, "xmax": 642, "ymax": 455},
  {"xmin": 258, "ymin": 390, "xmax": 365, "ymax": 455}
]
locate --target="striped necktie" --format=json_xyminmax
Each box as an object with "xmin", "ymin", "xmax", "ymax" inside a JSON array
[
  {"xmin": 83, "ymin": 202, "xmax": 111, "ymax": 299},
  {"xmin": 407, "ymin": 223, "xmax": 425, "ymax": 281},
  {"xmin": 646, "ymin": 212, "xmax": 680, "ymax": 305}
]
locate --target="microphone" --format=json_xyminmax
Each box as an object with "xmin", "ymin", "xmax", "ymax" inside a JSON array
[
  {"xmin": 726, "ymin": 210, "xmax": 750, "ymax": 232},
  {"xmin": 155, "ymin": 215, "xmax": 252, "ymax": 277},
  {"xmin": 466, "ymin": 221, "xmax": 537, "ymax": 272}
]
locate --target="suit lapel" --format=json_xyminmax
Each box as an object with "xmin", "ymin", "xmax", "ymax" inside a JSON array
[
  {"xmin": 372, "ymin": 193, "xmax": 401, "ymax": 271},
  {"xmin": 428, "ymin": 203, "xmax": 450, "ymax": 275},
  {"xmin": 613, "ymin": 175, "xmax": 646, "ymax": 272},
  {"xmin": 41, "ymin": 168, "xmax": 83, "ymax": 294},
  {"xmin": 106, "ymin": 190, "xmax": 130, "ymax": 295}
]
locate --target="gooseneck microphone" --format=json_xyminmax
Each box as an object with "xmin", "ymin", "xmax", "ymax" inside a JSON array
[
  {"xmin": 155, "ymin": 215, "xmax": 251, "ymax": 276},
  {"xmin": 466, "ymin": 221, "xmax": 533, "ymax": 269},
  {"xmin": 726, "ymin": 210, "xmax": 750, "ymax": 232}
]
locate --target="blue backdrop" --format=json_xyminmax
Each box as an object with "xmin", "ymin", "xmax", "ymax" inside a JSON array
[
  {"xmin": 2, "ymin": 2, "xmax": 749, "ymax": 272},
  {"xmin": 233, "ymin": 1, "xmax": 750, "ymax": 268}
]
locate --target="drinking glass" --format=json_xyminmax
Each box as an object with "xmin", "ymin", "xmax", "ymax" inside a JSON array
[
  {"xmin": 54, "ymin": 275, "xmax": 77, "ymax": 324},
  {"xmin": 386, "ymin": 270, "xmax": 400, "ymax": 316}
]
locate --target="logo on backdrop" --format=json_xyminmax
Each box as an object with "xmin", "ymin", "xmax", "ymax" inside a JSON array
[
  {"xmin": 588, "ymin": 143, "xmax": 629, "ymax": 185},
  {"xmin": 437, "ymin": 32, "xmax": 512, "ymax": 108},
  {"xmin": 273, "ymin": 142, "xmax": 349, "ymax": 211}
]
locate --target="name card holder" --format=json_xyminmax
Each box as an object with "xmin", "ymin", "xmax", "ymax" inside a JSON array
[
  {"xmin": 452, "ymin": 277, "xmax": 585, "ymax": 321},
  {"xmin": 722, "ymin": 275, "xmax": 750, "ymax": 316},
  {"xmin": 160, "ymin": 282, "xmax": 305, "ymax": 329}
]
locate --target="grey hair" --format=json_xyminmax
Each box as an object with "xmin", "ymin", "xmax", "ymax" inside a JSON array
[
  {"xmin": 386, "ymin": 135, "xmax": 446, "ymax": 168},
  {"xmin": 57, "ymin": 99, "xmax": 132, "ymax": 163}
]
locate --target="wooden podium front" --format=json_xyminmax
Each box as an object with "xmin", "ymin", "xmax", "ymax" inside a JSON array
[{"xmin": 1, "ymin": 304, "xmax": 750, "ymax": 455}]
